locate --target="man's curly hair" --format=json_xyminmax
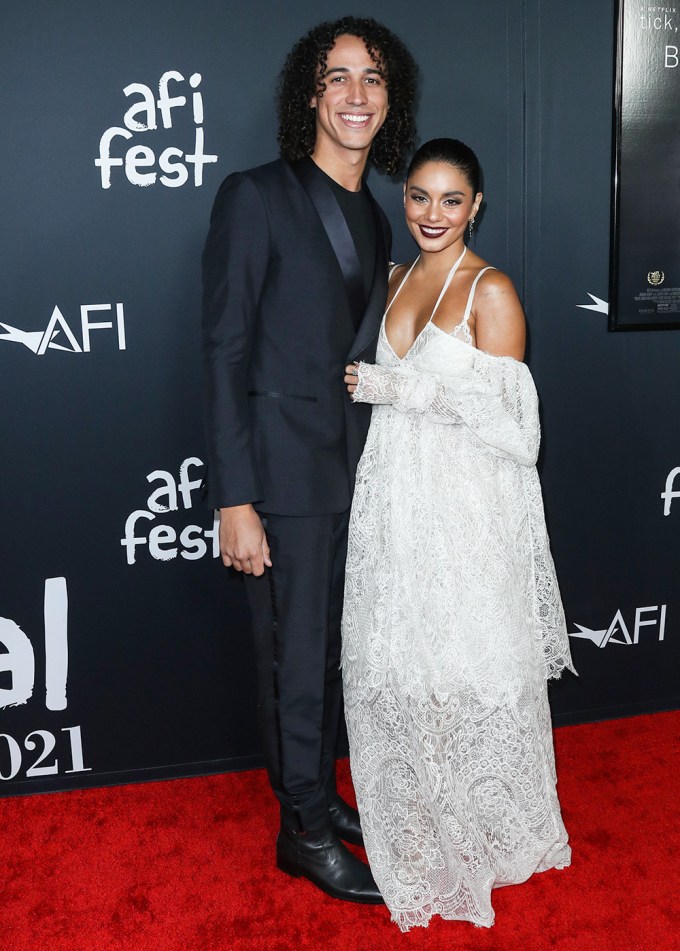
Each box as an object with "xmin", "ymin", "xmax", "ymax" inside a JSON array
[{"xmin": 277, "ymin": 16, "xmax": 418, "ymax": 177}]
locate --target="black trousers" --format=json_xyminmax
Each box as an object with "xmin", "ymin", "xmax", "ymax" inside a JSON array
[{"xmin": 243, "ymin": 509, "xmax": 349, "ymax": 832}]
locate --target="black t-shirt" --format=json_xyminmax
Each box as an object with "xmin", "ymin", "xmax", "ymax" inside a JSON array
[{"xmin": 320, "ymin": 169, "xmax": 377, "ymax": 322}]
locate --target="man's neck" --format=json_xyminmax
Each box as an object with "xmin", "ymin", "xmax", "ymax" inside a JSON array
[{"xmin": 310, "ymin": 145, "xmax": 368, "ymax": 192}]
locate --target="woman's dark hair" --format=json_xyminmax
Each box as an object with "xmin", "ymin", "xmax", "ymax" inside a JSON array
[
  {"xmin": 407, "ymin": 138, "xmax": 481, "ymax": 194},
  {"xmin": 277, "ymin": 16, "xmax": 418, "ymax": 176}
]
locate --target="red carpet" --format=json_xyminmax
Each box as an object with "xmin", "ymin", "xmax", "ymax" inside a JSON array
[{"xmin": 2, "ymin": 711, "xmax": 679, "ymax": 951}]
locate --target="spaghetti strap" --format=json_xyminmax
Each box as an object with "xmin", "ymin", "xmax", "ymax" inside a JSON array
[
  {"xmin": 384, "ymin": 258, "xmax": 419, "ymax": 316},
  {"xmin": 462, "ymin": 266, "xmax": 496, "ymax": 319},
  {"xmin": 429, "ymin": 248, "xmax": 467, "ymax": 322}
]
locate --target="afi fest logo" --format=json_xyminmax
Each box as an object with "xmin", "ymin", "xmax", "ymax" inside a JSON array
[
  {"xmin": 121, "ymin": 457, "xmax": 219, "ymax": 564},
  {"xmin": 570, "ymin": 605, "xmax": 667, "ymax": 649},
  {"xmin": 96, "ymin": 70, "xmax": 217, "ymax": 188},
  {"xmin": 661, "ymin": 466, "xmax": 680, "ymax": 515},
  {"xmin": 0, "ymin": 304, "xmax": 126, "ymax": 355}
]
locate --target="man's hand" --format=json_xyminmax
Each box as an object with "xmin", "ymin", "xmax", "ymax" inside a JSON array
[{"xmin": 219, "ymin": 504, "xmax": 272, "ymax": 576}]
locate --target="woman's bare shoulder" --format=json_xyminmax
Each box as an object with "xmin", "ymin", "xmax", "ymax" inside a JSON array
[
  {"xmin": 475, "ymin": 267, "xmax": 518, "ymax": 299},
  {"xmin": 388, "ymin": 260, "xmax": 414, "ymax": 278},
  {"xmin": 472, "ymin": 268, "xmax": 525, "ymax": 360}
]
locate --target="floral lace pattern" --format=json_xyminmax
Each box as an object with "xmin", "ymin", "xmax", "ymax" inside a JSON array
[{"xmin": 342, "ymin": 319, "xmax": 574, "ymax": 930}]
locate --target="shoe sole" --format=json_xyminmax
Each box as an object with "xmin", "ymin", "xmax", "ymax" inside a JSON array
[{"xmin": 276, "ymin": 855, "xmax": 384, "ymax": 905}]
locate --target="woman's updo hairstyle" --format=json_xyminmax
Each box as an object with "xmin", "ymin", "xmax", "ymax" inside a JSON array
[{"xmin": 407, "ymin": 138, "xmax": 481, "ymax": 195}]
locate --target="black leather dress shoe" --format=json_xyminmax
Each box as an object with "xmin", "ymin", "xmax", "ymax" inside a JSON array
[
  {"xmin": 276, "ymin": 826, "xmax": 383, "ymax": 904},
  {"xmin": 328, "ymin": 795, "xmax": 364, "ymax": 847}
]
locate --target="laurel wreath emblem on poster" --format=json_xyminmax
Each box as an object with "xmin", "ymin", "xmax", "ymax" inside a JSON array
[{"xmin": 647, "ymin": 270, "xmax": 665, "ymax": 286}]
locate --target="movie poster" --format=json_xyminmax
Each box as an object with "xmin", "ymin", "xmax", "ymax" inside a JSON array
[{"xmin": 611, "ymin": 1, "xmax": 680, "ymax": 329}]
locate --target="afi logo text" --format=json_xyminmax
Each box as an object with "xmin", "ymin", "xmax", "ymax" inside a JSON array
[
  {"xmin": 96, "ymin": 70, "xmax": 217, "ymax": 188},
  {"xmin": 121, "ymin": 457, "xmax": 219, "ymax": 564},
  {"xmin": 0, "ymin": 579, "xmax": 69, "ymax": 710},
  {"xmin": 0, "ymin": 304, "xmax": 126, "ymax": 354},
  {"xmin": 570, "ymin": 604, "xmax": 667, "ymax": 648}
]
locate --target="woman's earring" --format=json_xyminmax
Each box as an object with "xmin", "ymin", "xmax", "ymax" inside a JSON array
[{"xmin": 468, "ymin": 217, "xmax": 475, "ymax": 240}]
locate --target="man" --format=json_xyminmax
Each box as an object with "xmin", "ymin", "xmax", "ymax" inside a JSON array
[{"xmin": 202, "ymin": 16, "xmax": 417, "ymax": 903}]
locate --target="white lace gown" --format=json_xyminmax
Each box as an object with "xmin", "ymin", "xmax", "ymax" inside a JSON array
[{"xmin": 342, "ymin": 258, "xmax": 576, "ymax": 931}]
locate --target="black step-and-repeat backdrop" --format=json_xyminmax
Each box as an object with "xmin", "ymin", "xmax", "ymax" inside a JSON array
[{"xmin": 1, "ymin": 0, "xmax": 678, "ymax": 795}]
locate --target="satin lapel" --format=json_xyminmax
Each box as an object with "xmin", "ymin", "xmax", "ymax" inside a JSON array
[
  {"xmin": 347, "ymin": 187, "xmax": 389, "ymax": 362},
  {"xmin": 290, "ymin": 157, "xmax": 366, "ymax": 321}
]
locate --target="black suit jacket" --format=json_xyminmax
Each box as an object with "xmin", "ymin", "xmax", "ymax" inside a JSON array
[{"xmin": 202, "ymin": 158, "xmax": 391, "ymax": 515}]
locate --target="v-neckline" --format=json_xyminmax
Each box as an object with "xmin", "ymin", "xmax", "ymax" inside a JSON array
[
  {"xmin": 383, "ymin": 248, "xmax": 467, "ymax": 360},
  {"xmin": 381, "ymin": 319, "xmax": 472, "ymax": 364}
]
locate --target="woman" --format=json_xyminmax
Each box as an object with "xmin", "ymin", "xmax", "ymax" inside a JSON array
[{"xmin": 342, "ymin": 138, "xmax": 575, "ymax": 930}]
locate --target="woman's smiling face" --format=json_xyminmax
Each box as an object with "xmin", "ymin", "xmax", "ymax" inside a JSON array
[{"xmin": 404, "ymin": 161, "xmax": 482, "ymax": 253}]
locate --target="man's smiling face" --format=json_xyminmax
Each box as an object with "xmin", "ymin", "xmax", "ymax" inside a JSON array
[{"xmin": 311, "ymin": 34, "xmax": 389, "ymax": 163}]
